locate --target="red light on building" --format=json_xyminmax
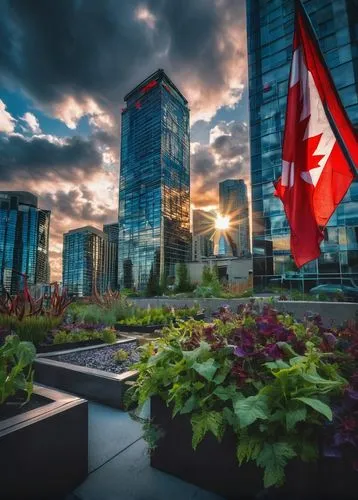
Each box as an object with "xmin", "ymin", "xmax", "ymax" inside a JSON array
[
  {"xmin": 141, "ymin": 79, "xmax": 158, "ymax": 93},
  {"xmin": 135, "ymin": 100, "xmax": 142, "ymax": 109},
  {"xmin": 162, "ymin": 83, "xmax": 172, "ymax": 94},
  {"xmin": 263, "ymin": 82, "xmax": 271, "ymax": 92}
]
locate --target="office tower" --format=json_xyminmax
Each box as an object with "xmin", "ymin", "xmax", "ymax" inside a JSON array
[
  {"xmin": 219, "ymin": 179, "xmax": 250, "ymax": 257},
  {"xmin": 118, "ymin": 69, "xmax": 190, "ymax": 290},
  {"xmin": 0, "ymin": 191, "xmax": 50, "ymax": 294},
  {"xmin": 192, "ymin": 209, "xmax": 215, "ymax": 262},
  {"xmin": 247, "ymin": 0, "xmax": 358, "ymax": 287},
  {"xmin": 103, "ymin": 222, "xmax": 119, "ymax": 290},
  {"xmin": 62, "ymin": 226, "xmax": 111, "ymax": 297}
]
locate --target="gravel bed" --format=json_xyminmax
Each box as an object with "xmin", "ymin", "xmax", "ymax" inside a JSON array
[{"xmin": 56, "ymin": 341, "xmax": 139, "ymax": 374}]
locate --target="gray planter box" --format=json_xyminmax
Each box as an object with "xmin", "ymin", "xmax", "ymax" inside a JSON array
[
  {"xmin": 34, "ymin": 340, "xmax": 138, "ymax": 409},
  {"xmin": 0, "ymin": 384, "xmax": 88, "ymax": 500}
]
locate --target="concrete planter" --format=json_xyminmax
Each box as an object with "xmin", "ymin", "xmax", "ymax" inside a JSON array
[
  {"xmin": 0, "ymin": 385, "xmax": 88, "ymax": 500},
  {"xmin": 131, "ymin": 298, "xmax": 357, "ymax": 327},
  {"xmin": 150, "ymin": 396, "xmax": 358, "ymax": 499},
  {"xmin": 34, "ymin": 340, "xmax": 138, "ymax": 409}
]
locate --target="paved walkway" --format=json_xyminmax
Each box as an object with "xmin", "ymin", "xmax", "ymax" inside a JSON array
[{"xmin": 68, "ymin": 402, "xmax": 223, "ymax": 500}]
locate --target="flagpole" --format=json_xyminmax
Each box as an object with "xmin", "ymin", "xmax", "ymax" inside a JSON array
[{"xmin": 295, "ymin": 0, "xmax": 358, "ymax": 178}]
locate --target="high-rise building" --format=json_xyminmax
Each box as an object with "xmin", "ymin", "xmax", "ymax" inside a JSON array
[
  {"xmin": 192, "ymin": 209, "xmax": 215, "ymax": 262},
  {"xmin": 0, "ymin": 191, "xmax": 50, "ymax": 294},
  {"xmin": 103, "ymin": 222, "xmax": 119, "ymax": 290},
  {"xmin": 118, "ymin": 69, "xmax": 190, "ymax": 290},
  {"xmin": 219, "ymin": 179, "xmax": 250, "ymax": 257},
  {"xmin": 247, "ymin": 0, "xmax": 358, "ymax": 288},
  {"xmin": 62, "ymin": 226, "xmax": 112, "ymax": 297}
]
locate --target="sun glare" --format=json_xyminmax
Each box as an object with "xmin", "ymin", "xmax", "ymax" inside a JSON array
[{"xmin": 215, "ymin": 214, "xmax": 230, "ymax": 230}]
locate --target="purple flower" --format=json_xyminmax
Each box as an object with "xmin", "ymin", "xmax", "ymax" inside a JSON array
[
  {"xmin": 323, "ymin": 331, "xmax": 337, "ymax": 347},
  {"xmin": 263, "ymin": 343, "xmax": 283, "ymax": 360},
  {"xmin": 234, "ymin": 346, "xmax": 247, "ymax": 358}
]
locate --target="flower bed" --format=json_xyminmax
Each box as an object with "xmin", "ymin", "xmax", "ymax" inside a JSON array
[
  {"xmin": 128, "ymin": 303, "xmax": 358, "ymax": 496},
  {"xmin": 35, "ymin": 339, "xmax": 139, "ymax": 408},
  {"xmin": 0, "ymin": 334, "xmax": 87, "ymax": 499},
  {"xmin": 56, "ymin": 340, "xmax": 139, "ymax": 374}
]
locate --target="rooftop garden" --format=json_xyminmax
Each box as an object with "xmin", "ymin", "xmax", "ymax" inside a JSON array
[{"xmin": 127, "ymin": 302, "xmax": 358, "ymax": 494}]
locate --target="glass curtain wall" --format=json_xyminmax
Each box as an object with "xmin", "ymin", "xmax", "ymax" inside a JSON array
[{"xmin": 247, "ymin": 0, "xmax": 358, "ymax": 290}]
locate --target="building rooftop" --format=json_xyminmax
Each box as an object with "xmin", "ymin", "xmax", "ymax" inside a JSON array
[
  {"xmin": 65, "ymin": 226, "xmax": 106, "ymax": 238},
  {"xmin": 0, "ymin": 191, "xmax": 38, "ymax": 208},
  {"xmin": 123, "ymin": 68, "xmax": 188, "ymax": 105}
]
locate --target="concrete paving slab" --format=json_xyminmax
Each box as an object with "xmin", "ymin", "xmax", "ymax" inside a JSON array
[
  {"xmin": 88, "ymin": 402, "xmax": 143, "ymax": 472},
  {"xmin": 74, "ymin": 438, "xmax": 224, "ymax": 500}
]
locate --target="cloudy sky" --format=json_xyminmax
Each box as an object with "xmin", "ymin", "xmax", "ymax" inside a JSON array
[{"xmin": 0, "ymin": 0, "xmax": 249, "ymax": 280}]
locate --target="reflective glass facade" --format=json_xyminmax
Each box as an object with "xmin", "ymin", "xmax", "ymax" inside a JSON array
[
  {"xmin": 62, "ymin": 226, "xmax": 111, "ymax": 297},
  {"xmin": 119, "ymin": 69, "xmax": 190, "ymax": 290},
  {"xmin": 0, "ymin": 191, "xmax": 50, "ymax": 294},
  {"xmin": 103, "ymin": 222, "xmax": 119, "ymax": 291},
  {"xmin": 219, "ymin": 179, "xmax": 250, "ymax": 257},
  {"xmin": 192, "ymin": 209, "xmax": 215, "ymax": 262},
  {"xmin": 247, "ymin": 0, "xmax": 358, "ymax": 288}
]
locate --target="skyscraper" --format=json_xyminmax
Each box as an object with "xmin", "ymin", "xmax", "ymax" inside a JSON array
[
  {"xmin": 247, "ymin": 0, "xmax": 358, "ymax": 288},
  {"xmin": 62, "ymin": 226, "xmax": 112, "ymax": 297},
  {"xmin": 118, "ymin": 69, "xmax": 190, "ymax": 290},
  {"xmin": 0, "ymin": 191, "xmax": 50, "ymax": 294},
  {"xmin": 103, "ymin": 222, "xmax": 119, "ymax": 290},
  {"xmin": 192, "ymin": 209, "xmax": 215, "ymax": 262},
  {"xmin": 219, "ymin": 179, "xmax": 250, "ymax": 257}
]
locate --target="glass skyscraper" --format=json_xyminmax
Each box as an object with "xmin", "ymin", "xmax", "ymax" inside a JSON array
[
  {"xmin": 192, "ymin": 209, "xmax": 215, "ymax": 262},
  {"xmin": 219, "ymin": 179, "xmax": 250, "ymax": 257},
  {"xmin": 118, "ymin": 69, "xmax": 190, "ymax": 290},
  {"xmin": 62, "ymin": 226, "xmax": 113, "ymax": 297},
  {"xmin": 103, "ymin": 222, "xmax": 119, "ymax": 291},
  {"xmin": 0, "ymin": 191, "xmax": 50, "ymax": 294},
  {"xmin": 247, "ymin": 0, "xmax": 358, "ymax": 288}
]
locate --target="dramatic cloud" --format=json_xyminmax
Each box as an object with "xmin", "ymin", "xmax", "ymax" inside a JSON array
[
  {"xmin": 0, "ymin": 133, "xmax": 103, "ymax": 182},
  {"xmin": 0, "ymin": 99, "xmax": 16, "ymax": 132},
  {"xmin": 0, "ymin": 0, "xmax": 249, "ymax": 280},
  {"xmin": 19, "ymin": 111, "xmax": 41, "ymax": 133},
  {"xmin": 191, "ymin": 120, "xmax": 249, "ymax": 207},
  {"xmin": 0, "ymin": 0, "xmax": 246, "ymax": 127}
]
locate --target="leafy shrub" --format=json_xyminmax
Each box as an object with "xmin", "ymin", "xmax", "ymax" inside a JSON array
[
  {"xmin": 15, "ymin": 316, "xmax": 62, "ymax": 345},
  {"xmin": 113, "ymin": 349, "xmax": 129, "ymax": 363},
  {"xmin": 128, "ymin": 302, "xmax": 357, "ymax": 488},
  {"xmin": 53, "ymin": 329, "xmax": 103, "ymax": 345},
  {"xmin": 175, "ymin": 263, "xmax": 193, "ymax": 293},
  {"xmin": 102, "ymin": 329, "xmax": 117, "ymax": 344},
  {"xmin": 0, "ymin": 335, "xmax": 36, "ymax": 404}
]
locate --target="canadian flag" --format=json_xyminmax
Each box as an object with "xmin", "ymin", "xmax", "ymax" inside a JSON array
[{"xmin": 274, "ymin": 1, "xmax": 357, "ymax": 268}]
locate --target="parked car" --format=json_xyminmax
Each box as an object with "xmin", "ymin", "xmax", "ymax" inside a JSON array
[{"xmin": 309, "ymin": 284, "xmax": 358, "ymax": 302}]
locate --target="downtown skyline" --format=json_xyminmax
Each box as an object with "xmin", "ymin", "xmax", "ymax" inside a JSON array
[{"xmin": 0, "ymin": 0, "xmax": 249, "ymax": 281}]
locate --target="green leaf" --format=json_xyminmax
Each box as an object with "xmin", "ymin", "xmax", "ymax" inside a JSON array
[
  {"xmin": 286, "ymin": 407, "xmax": 307, "ymax": 431},
  {"xmin": 223, "ymin": 407, "xmax": 236, "ymax": 426},
  {"xmin": 182, "ymin": 341, "xmax": 211, "ymax": 366},
  {"xmin": 300, "ymin": 373, "xmax": 341, "ymax": 387},
  {"xmin": 256, "ymin": 442, "xmax": 296, "ymax": 488},
  {"xmin": 192, "ymin": 358, "xmax": 218, "ymax": 381},
  {"xmin": 234, "ymin": 395, "xmax": 269, "ymax": 428},
  {"xmin": 191, "ymin": 411, "xmax": 225, "ymax": 449},
  {"xmin": 265, "ymin": 360, "xmax": 290, "ymax": 370},
  {"xmin": 16, "ymin": 341, "xmax": 36, "ymax": 368},
  {"xmin": 213, "ymin": 384, "xmax": 237, "ymax": 401},
  {"xmin": 237, "ymin": 431, "xmax": 262, "ymax": 465},
  {"xmin": 294, "ymin": 397, "xmax": 332, "ymax": 421},
  {"xmin": 180, "ymin": 394, "xmax": 197, "ymax": 415},
  {"xmin": 213, "ymin": 358, "xmax": 232, "ymax": 384}
]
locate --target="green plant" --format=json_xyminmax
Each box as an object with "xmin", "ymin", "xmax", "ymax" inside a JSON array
[
  {"xmin": 102, "ymin": 328, "xmax": 117, "ymax": 344},
  {"xmin": 175, "ymin": 263, "xmax": 192, "ymax": 293},
  {"xmin": 113, "ymin": 349, "xmax": 129, "ymax": 363},
  {"xmin": 0, "ymin": 335, "xmax": 36, "ymax": 404},
  {"xmin": 15, "ymin": 316, "xmax": 62, "ymax": 345},
  {"xmin": 128, "ymin": 304, "xmax": 350, "ymax": 488}
]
